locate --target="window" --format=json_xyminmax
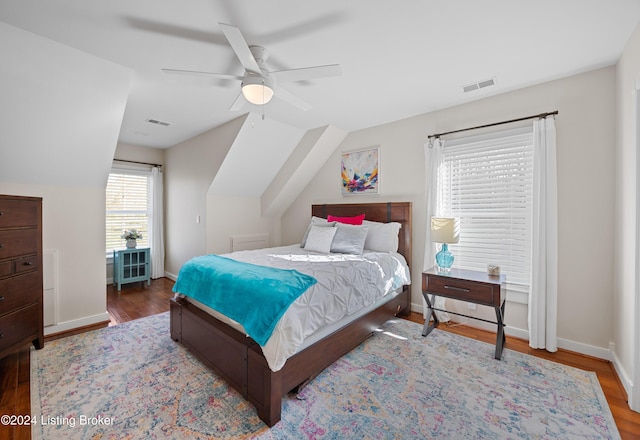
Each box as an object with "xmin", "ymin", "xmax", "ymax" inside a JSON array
[
  {"xmin": 437, "ymin": 127, "xmax": 533, "ymax": 300},
  {"xmin": 105, "ymin": 169, "xmax": 152, "ymax": 254}
]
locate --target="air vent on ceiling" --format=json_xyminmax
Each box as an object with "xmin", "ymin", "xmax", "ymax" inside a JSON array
[
  {"xmin": 147, "ymin": 118, "xmax": 171, "ymax": 127},
  {"xmin": 463, "ymin": 77, "xmax": 496, "ymax": 93}
]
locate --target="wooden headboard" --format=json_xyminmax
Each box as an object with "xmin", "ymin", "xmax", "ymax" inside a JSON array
[{"xmin": 311, "ymin": 202, "xmax": 412, "ymax": 272}]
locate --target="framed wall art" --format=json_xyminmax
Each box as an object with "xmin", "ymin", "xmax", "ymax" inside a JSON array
[{"xmin": 341, "ymin": 147, "xmax": 379, "ymax": 195}]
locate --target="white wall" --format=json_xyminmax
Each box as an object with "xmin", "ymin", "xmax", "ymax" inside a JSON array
[
  {"xmin": 615, "ymin": 21, "xmax": 640, "ymax": 409},
  {"xmin": 0, "ymin": 183, "xmax": 111, "ymax": 333},
  {"xmin": 283, "ymin": 66, "xmax": 617, "ymax": 358},
  {"xmin": 206, "ymin": 194, "xmax": 279, "ymax": 254},
  {"xmin": 0, "ymin": 23, "xmax": 132, "ymax": 334},
  {"xmin": 164, "ymin": 115, "xmax": 248, "ymax": 277}
]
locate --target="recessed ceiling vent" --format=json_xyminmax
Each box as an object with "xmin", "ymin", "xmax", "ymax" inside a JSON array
[
  {"xmin": 146, "ymin": 118, "xmax": 171, "ymax": 127},
  {"xmin": 463, "ymin": 77, "xmax": 496, "ymax": 93}
]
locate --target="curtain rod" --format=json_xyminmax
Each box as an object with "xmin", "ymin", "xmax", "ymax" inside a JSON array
[
  {"xmin": 427, "ymin": 110, "xmax": 558, "ymax": 140},
  {"xmin": 113, "ymin": 159, "xmax": 162, "ymax": 168}
]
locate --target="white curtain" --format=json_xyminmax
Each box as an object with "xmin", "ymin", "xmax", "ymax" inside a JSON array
[
  {"xmin": 528, "ymin": 116, "xmax": 558, "ymax": 351},
  {"xmin": 150, "ymin": 167, "xmax": 165, "ymax": 279},
  {"xmin": 423, "ymin": 138, "xmax": 450, "ymax": 322}
]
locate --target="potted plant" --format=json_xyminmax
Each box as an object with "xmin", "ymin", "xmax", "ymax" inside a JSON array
[{"xmin": 121, "ymin": 229, "xmax": 143, "ymax": 249}]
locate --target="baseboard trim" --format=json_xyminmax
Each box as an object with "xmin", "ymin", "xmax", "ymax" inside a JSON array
[
  {"xmin": 164, "ymin": 271, "xmax": 178, "ymax": 281},
  {"xmin": 611, "ymin": 348, "xmax": 634, "ymax": 406},
  {"xmin": 411, "ymin": 301, "xmax": 613, "ymax": 361},
  {"xmin": 44, "ymin": 312, "xmax": 110, "ymax": 337}
]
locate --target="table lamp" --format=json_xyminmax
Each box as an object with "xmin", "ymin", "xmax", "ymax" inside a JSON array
[{"xmin": 431, "ymin": 217, "xmax": 460, "ymax": 273}]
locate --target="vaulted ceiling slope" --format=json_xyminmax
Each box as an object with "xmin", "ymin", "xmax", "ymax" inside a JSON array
[
  {"xmin": 0, "ymin": 22, "xmax": 132, "ymax": 187},
  {"xmin": 1, "ymin": 0, "xmax": 639, "ymax": 151}
]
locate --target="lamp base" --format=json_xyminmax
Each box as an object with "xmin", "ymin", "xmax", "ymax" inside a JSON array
[{"xmin": 435, "ymin": 243, "xmax": 454, "ymax": 273}]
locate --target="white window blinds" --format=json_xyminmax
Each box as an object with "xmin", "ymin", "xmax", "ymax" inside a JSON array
[
  {"xmin": 437, "ymin": 127, "xmax": 533, "ymax": 296},
  {"xmin": 105, "ymin": 169, "xmax": 152, "ymax": 253}
]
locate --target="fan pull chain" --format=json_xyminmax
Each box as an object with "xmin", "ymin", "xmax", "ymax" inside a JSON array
[{"xmin": 262, "ymin": 80, "xmax": 266, "ymax": 121}]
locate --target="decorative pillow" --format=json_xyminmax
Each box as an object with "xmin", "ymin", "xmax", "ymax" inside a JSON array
[
  {"xmin": 362, "ymin": 220, "xmax": 402, "ymax": 252},
  {"xmin": 330, "ymin": 223, "xmax": 368, "ymax": 254},
  {"xmin": 304, "ymin": 225, "xmax": 337, "ymax": 253},
  {"xmin": 327, "ymin": 213, "xmax": 365, "ymax": 225},
  {"xmin": 300, "ymin": 216, "xmax": 336, "ymax": 247}
]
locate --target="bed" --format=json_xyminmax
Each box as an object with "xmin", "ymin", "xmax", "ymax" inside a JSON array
[{"xmin": 169, "ymin": 202, "xmax": 412, "ymax": 426}]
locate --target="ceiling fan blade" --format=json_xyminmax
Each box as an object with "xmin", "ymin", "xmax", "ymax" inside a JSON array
[
  {"xmin": 276, "ymin": 86, "xmax": 312, "ymax": 111},
  {"xmin": 219, "ymin": 23, "xmax": 261, "ymax": 75},
  {"xmin": 270, "ymin": 64, "xmax": 341, "ymax": 83},
  {"xmin": 229, "ymin": 92, "xmax": 246, "ymax": 111},
  {"xmin": 161, "ymin": 68, "xmax": 242, "ymax": 81}
]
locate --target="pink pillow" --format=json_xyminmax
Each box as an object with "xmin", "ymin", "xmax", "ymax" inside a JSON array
[{"xmin": 327, "ymin": 213, "xmax": 365, "ymax": 225}]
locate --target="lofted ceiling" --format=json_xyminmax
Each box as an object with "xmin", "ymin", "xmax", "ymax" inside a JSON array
[{"xmin": 1, "ymin": 0, "xmax": 640, "ymax": 149}]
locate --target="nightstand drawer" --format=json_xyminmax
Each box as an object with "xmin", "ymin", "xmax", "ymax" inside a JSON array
[{"xmin": 425, "ymin": 275, "xmax": 498, "ymax": 306}]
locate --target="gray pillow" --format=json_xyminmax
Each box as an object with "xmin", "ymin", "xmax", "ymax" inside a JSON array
[
  {"xmin": 300, "ymin": 216, "xmax": 336, "ymax": 247},
  {"xmin": 304, "ymin": 225, "xmax": 337, "ymax": 253},
  {"xmin": 330, "ymin": 223, "xmax": 368, "ymax": 254}
]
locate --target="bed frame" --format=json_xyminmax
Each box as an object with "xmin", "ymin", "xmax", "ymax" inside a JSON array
[{"xmin": 170, "ymin": 202, "xmax": 412, "ymax": 427}]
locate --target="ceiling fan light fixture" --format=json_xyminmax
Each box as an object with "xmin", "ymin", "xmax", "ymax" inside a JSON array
[{"xmin": 241, "ymin": 76, "xmax": 274, "ymax": 105}]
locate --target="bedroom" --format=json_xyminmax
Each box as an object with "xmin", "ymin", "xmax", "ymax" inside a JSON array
[{"xmin": 1, "ymin": 0, "xmax": 640, "ymax": 437}]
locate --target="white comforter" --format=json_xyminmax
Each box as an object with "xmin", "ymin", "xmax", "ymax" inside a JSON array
[{"xmin": 181, "ymin": 245, "xmax": 410, "ymax": 371}]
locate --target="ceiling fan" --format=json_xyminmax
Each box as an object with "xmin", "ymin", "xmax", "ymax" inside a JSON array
[{"xmin": 162, "ymin": 23, "xmax": 341, "ymax": 111}]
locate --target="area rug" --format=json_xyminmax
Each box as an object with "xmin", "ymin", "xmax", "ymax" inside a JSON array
[{"xmin": 31, "ymin": 312, "xmax": 620, "ymax": 439}]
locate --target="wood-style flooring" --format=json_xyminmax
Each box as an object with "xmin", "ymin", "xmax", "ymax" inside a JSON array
[{"xmin": 1, "ymin": 277, "xmax": 639, "ymax": 439}]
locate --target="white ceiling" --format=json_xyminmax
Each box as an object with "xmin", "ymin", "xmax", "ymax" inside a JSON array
[{"xmin": 1, "ymin": 0, "xmax": 639, "ymax": 149}]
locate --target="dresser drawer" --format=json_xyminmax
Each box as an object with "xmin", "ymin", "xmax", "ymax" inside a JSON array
[
  {"xmin": 0, "ymin": 198, "xmax": 39, "ymax": 228},
  {"xmin": 425, "ymin": 275, "xmax": 498, "ymax": 307},
  {"xmin": 0, "ymin": 261, "xmax": 11, "ymax": 277},
  {"xmin": 0, "ymin": 273, "xmax": 40, "ymax": 316},
  {"xmin": 0, "ymin": 229, "xmax": 39, "ymax": 259},
  {"xmin": 14, "ymin": 255, "xmax": 39, "ymax": 274},
  {"xmin": 0, "ymin": 304, "xmax": 40, "ymax": 353}
]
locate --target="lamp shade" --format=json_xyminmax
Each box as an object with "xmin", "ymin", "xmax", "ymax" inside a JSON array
[
  {"xmin": 431, "ymin": 217, "xmax": 460, "ymax": 244},
  {"xmin": 241, "ymin": 76, "xmax": 274, "ymax": 105}
]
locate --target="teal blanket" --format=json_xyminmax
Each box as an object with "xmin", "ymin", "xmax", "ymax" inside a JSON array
[{"xmin": 172, "ymin": 254, "xmax": 317, "ymax": 346}]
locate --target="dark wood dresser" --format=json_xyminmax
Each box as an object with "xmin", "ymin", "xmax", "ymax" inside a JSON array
[{"xmin": 0, "ymin": 195, "xmax": 44, "ymax": 360}]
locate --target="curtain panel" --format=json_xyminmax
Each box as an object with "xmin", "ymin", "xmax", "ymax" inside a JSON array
[
  {"xmin": 151, "ymin": 167, "xmax": 165, "ymax": 279},
  {"xmin": 528, "ymin": 116, "xmax": 558, "ymax": 351},
  {"xmin": 423, "ymin": 138, "xmax": 450, "ymax": 322}
]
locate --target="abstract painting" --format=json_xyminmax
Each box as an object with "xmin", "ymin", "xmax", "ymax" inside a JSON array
[{"xmin": 341, "ymin": 147, "xmax": 379, "ymax": 195}]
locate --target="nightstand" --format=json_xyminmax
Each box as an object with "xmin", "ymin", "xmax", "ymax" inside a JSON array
[
  {"xmin": 422, "ymin": 267, "xmax": 507, "ymax": 359},
  {"xmin": 113, "ymin": 247, "xmax": 150, "ymax": 291}
]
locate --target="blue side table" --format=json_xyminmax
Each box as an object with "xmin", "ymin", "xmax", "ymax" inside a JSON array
[{"xmin": 113, "ymin": 247, "xmax": 151, "ymax": 291}]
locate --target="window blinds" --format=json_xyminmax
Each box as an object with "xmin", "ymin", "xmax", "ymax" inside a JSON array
[
  {"xmin": 105, "ymin": 170, "xmax": 152, "ymax": 253},
  {"xmin": 438, "ymin": 127, "xmax": 533, "ymax": 293}
]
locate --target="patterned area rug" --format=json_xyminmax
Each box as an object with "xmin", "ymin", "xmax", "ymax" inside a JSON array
[{"xmin": 31, "ymin": 312, "xmax": 620, "ymax": 439}]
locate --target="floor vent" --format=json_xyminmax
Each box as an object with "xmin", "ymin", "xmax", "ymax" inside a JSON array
[{"xmin": 231, "ymin": 233, "xmax": 269, "ymax": 252}]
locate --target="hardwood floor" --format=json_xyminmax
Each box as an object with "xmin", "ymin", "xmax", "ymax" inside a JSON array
[{"xmin": 1, "ymin": 277, "xmax": 639, "ymax": 439}]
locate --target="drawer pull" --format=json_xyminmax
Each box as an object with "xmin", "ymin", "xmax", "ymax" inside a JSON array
[
  {"xmin": 444, "ymin": 285, "xmax": 470, "ymax": 293},
  {"xmin": 0, "ymin": 332, "xmax": 3, "ymax": 339},
  {"xmin": 23, "ymin": 261, "xmax": 33, "ymax": 266},
  {"xmin": 0, "ymin": 296, "xmax": 4, "ymax": 302},
  {"xmin": 0, "ymin": 243, "xmax": 3, "ymax": 248},
  {"xmin": 0, "ymin": 211, "xmax": 4, "ymax": 216}
]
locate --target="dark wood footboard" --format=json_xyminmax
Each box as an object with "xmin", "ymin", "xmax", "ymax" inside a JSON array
[{"xmin": 170, "ymin": 286, "xmax": 409, "ymax": 427}]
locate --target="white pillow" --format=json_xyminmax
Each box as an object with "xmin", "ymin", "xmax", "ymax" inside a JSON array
[
  {"xmin": 330, "ymin": 223, "xmax": 368, "ymax": 254},
  {"xmin": 362, "ymin": 220, "xmax": 402, "ymax": 252},
  {"xmin": 300, "ymin": 216, "xmax": 336, "ymax": 247},
  {"xmin": 304, "ymin": 225, "xmax": 337, "ymax": 253}
]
